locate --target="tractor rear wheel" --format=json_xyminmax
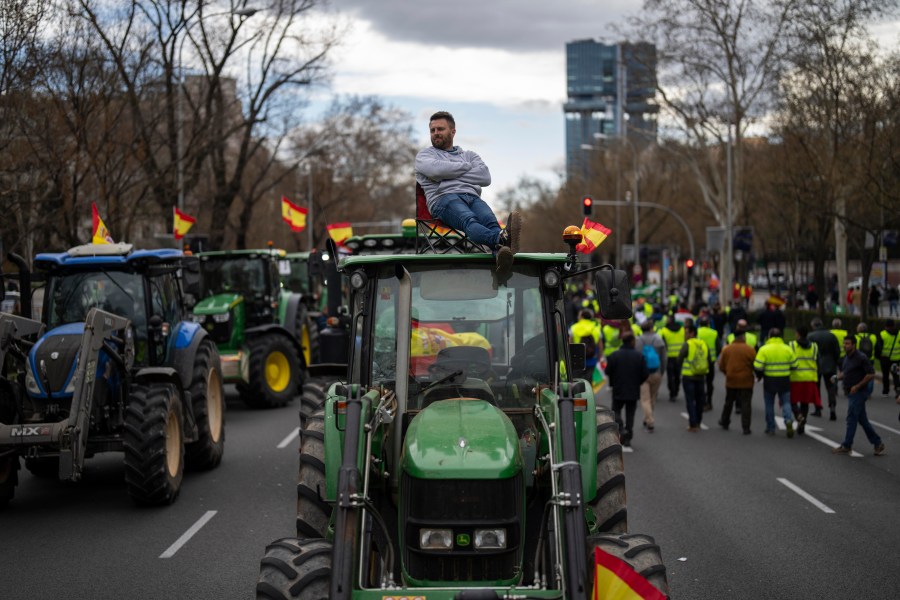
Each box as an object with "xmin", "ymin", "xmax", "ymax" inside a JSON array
[
  {"xmin": 186, "ymin": 340, "xmax": 226, "ymax": 470},
  {"xmin": 243, "ymin": 335, "xmax": 301, "ymax": 409},
  {"xmin": 586, "ymin": 533, "xmax": 669, "ymax": 597},
  {"xmin": 124, "ymin": 383, "xmax": 185, "ymax": 505},
  {"xmin": 297, "ymin": 308, "xmax": 320, "ymax": 368},
  {"xmin": 0, "ymin": 455, "xmax": 19, "ymax": 508},
  {"xmin": 257, "ymin": 537, "xmax": 332, "ymax": 599},
  {"xmin": 589, "ymin": 406, "xmax": 628, "ymax": 533},
  {"xmin": 296, "ymin": 409, "xmax": 331, "ymax": 538}
]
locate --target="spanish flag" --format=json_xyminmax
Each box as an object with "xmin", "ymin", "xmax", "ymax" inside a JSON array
[
  {"xmin": 281, "ymin": 196, "xmax": 308, "ymax": 232},
  {"xmin": 326, "ymin": 222, "xmax": 353, "ymax": 245},
  {"xmin": 592, "ymin": 546, "xmax": 667, "ymax": 600},
  {"xmin": 92, "ymin": 202, "xmax": 114, "ymax": 244},
  {"xmin": 173, "ymin": 207, "xmax": 196, "ymax": 240},
  {"xmin": 576, "ymin": 218, "xmax": 611, "ymax": 254}
]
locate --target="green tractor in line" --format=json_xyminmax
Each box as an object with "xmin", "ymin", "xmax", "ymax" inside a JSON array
[
  {"xmin": 257, "ymin": 227, "xmax": 669, "ymax": 599},
  {"xmin": 192, "ymin": 248, "xmax": 318, "ymax": 409}
]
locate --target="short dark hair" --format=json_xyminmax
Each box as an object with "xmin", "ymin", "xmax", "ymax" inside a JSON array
[
  {"xmin": 579, "ymin": 308, "xmax": 594, "ymax": 320},
  {"xmin": 797, "ymin": 325, "xmax": 808, "ymax": 338},
  {"xmin": 845, "ymin": 335, "xmax": 857, "ymax": 346},
  {"xmin": 429, "ymin": 111, "xmax": 455, "ymax": 127},
  {"xmin": 621, "ymin": 331, "xmax": 635, "ymax": 345}
]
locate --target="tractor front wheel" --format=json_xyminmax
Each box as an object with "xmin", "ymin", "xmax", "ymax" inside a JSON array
[
  {"xmin": 587, "ymin": 533, "xmax": 669, "ymax": 597},
  {"xmin": 124, "ymin": 383, "xmax": 185, "ymax": 505},
  {"xmin": 296, "ymin": 409, "xmax": 331, "ymax": 538},
  {"xmin": 243, "ymin": 335, "xmax": 301, "ymax": 409},
  {"xmin": 589, "ymin": 406, "xmax": 628, "ymax": 533},
  {"xmin": 257, "ymin": 537, "xmax": 332, "ymax": 600},
  {"xmin": 186, "ymin": 340, "xmax": 226, "ymax": 470}
]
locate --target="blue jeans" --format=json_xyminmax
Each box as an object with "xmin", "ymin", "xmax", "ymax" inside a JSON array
[
  {"xmin": 763, "ymin": 389, "xmax": 793, "ymax": 432},
  {"xmin": 431, "ymin": 193, "xmax": 501, "ymax": 248},
  {"xmin": 682, "ymin": 377, "xmax": 705, "ymax": 427},
  {"xmin": 841, "ymin": 389, "xmax": 882, "ymax": 449}
]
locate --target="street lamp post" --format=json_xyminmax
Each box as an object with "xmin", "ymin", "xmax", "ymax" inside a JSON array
[{"xmin": 176, "ymin": 8, "xmax": 259, "ymax": 211}]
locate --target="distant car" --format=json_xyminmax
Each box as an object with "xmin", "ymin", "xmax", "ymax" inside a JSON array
[{"xmin": 848, "ymin": 277, "xmax": 862, "ymax": 290}]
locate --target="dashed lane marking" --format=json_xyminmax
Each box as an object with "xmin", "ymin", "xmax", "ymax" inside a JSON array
[
  {"xmin": 160, "ymin": 510, "xmax": 217, "ymax": 558},
  {"xmin": 870, "ymin": 420, "xmax": 900, "ymax": 437},
  {"xmin": 775, "ymin": 417, "xmax": 863, "ymax": 457},
  {"xmin": 277, "ymin": 427, "xmax": 300, "ymax": 449},
  {"xmin": 777, "ymin": 478, "xmax": 835, "ymax": 514}
]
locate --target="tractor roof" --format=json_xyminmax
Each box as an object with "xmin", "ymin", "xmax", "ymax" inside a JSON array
[
  {"xmin": 35, "ymin": 243, "xmax": 184, "ymax": 270},
  {"xmin": 198, "ymin": 248, "xmax": 286, "ymax": 259},
  {"xmin": 340, "ymin": 251, "xmax": 569, "ymax": 269}
]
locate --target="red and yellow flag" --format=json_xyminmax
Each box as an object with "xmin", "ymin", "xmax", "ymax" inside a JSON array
[
  {"xmin": 592, "ymin": 546, "xmax": 667, "ymax": 600},
  {"xmin": 281, "ymin": 196, "xmax": 308, "ymax": 232},
  {"xmin": 173, "ymin": 207, "xmax": 196, "ymax": 240},
  {"xmin": 576, "ymin": 217, "xmax": 611, "ymax": 254},
  {"xmin": 326, "ymin": 222, "xmax": 353, "ymax": 245},
  {"xmin": 92, "ymin": 202, "xmax": 114, "ymax": 244}
]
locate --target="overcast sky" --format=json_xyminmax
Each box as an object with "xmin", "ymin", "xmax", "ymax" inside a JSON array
[{"xmin": 309, "ymin": 0, "xmax": 641, "ymax": 207}]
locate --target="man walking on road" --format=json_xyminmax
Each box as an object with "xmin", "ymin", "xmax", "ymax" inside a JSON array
[
  {"xmin": 788, "ymin": 326, "xmax": 821, "ymax": 435},
  {"xmin": 697, "ymin": 316, "xmax": 720, "ymax": 412},
  {"xmin": 754, "ymin": 328, "xmax": 797, "ymax": 437},
  {"xmin": 718, "ymin": 325, "xmax": 757, "ymax": 434},
  {"xmin": 679, "ymin": 323, "xmax": 709, "ymax": 432},
  {"xmin": 874, "ymin": 319, "xmax": 900, "ymax": 397},
  {"xmin": 660, "ymin": 314, "xmax": 685, "ymax": 402},
  {"xmin": 605, "ymin": 331, "xmax": 649, "ymax": 447},
  {"xmin": 833, "ymin": 336, "xmax": 885, "ymax": 456},
  {"xmin": 636, "ymin": 319, "xmax": 666, "ymax": 432},
  {"xmin": 809, "ymin": 317, "xmax": 840, "ymax": 420}
]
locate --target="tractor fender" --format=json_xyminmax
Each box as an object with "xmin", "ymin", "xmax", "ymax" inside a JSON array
[
  {"xmin": 245, "ymin": 324, "xmax": 305, "ymax": 367},
  {"xmin": 169, "ymin": 322, "xmax": 211, "ymax": 391},
  {"xmin": 133, "ymin": 366, "xmax": 198, "ymax": 442},
  {"xmin": 283, "ymin": 293, "xmax": 304, "ymax": 339}
]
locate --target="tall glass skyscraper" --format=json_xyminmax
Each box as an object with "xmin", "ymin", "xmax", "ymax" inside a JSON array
[{"xmin": 564, "ymin": 39, "xmax": 658, "ymax": 177}]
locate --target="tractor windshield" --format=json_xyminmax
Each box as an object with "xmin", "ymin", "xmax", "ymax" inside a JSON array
[
  {"xmin": 369, "ymin": 263, "xmax": 552, "ymax": 408},
  {"xmin": 199, "ymin": 257, "xmax": 267, "ymax": 298},
  {"xmin": 46, "ymin": 270, "xmax": 146, "ymax": 337}
]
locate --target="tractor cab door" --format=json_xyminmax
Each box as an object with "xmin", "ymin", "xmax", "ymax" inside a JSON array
[{"xmin": 147, "ymin": 270, "xmax": 183, "ymax": 366}]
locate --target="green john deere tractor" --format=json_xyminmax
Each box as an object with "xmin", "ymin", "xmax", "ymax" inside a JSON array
[
  {"xmin": 257, "ymin": 227, "xmax": 669, "ymax": 599},
  {"xmin": 193, "ymin": 248, "xmax": 316, "ymax": 409}
]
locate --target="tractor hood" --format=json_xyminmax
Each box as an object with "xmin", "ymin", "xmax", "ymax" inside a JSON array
[
  {"xmin": 402, "ymin": 400, "xmax": 522, "ymax": 479},
  {"xmin": 28, "ymin": 322, "xmax": 85, "ymax": 397},
  {"xmin": 193, "ymin": 293, "xmax": 243, "ymax": 315}
]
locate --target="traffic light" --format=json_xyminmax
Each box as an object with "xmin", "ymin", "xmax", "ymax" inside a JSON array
[
  {"xmin": 582, "ymin": 196, "xmax": 593, "ymax": 216},
  {"xmin": 686, "ymin": 258, "xmax": 695, "ymax": 272}
]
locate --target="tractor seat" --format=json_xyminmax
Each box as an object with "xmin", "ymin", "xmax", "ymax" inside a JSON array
[
  {"xmin": 419, "ymin": 345, "xmax": 496, "ymax": 407},
  {"xmin": 415, "ymin": 183, "xmax": 492, "ymax": 254}
]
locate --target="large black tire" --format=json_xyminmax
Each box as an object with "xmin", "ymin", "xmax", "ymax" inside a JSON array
[
  {"xmin": 298, "ymin": 379, "xmax": 329, "ymax": 429},
  {"xmin": 0, "ymin": 455, "xmax": 19, "ymax": 508},
  {"xmin": 589, "ymin": 406, "xmax": 628, "ymax": 533},
  {"xmin": 243, "ymin": 334, "xmax": 301, "ymax": 409},
  {"xmin": 185, "ymin": 340, "xmax": 225, "ymax": 471},
  {"xmin": 587, "ymin": 533, "xmax": 670, "ymax": 598},
  {"xmin": 296, "ymin": 409, "xmax": 331, "ymax": 538},
  {"xmin": 124, "ymin": 383, "xmax": 185, "ymax": 506},
  {"xmin": 297, "ymin": 308, "xmax": 320, "ymax": 368},
  {"xmin": 257, "ymin": 537, "xmax": 332, "ymax": 600}
]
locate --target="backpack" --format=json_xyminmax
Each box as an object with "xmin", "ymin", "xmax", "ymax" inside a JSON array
[
  {"xmin": 581, "ymin": 334, "xmax": 597, "ymax": 360},
  {"xmin": 858, "ymin": 335, "xmax": 874, "ymax": 360},
  {"xmin": 642, "ymin": 342, "xmax": 661, "ymax": 371}
]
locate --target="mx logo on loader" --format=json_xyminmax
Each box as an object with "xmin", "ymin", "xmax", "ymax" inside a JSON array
[{"xmin": 11, "ymin": 426, "xmax": 51, "ymax": 436}]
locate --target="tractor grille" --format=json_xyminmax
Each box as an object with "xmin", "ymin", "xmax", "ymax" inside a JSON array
[
  {"xmin": 34, "ymin": 335, "xmax": 81, "ymax": 393},
  {"xmin": 203, "ymin": 318, "xmax": 233, "ymax": 345},
  {"xmin": 402, "ymin": 474, "xmax": 522, "ymax": 582}
]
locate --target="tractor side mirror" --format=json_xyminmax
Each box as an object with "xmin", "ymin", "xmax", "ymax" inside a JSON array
[
  {"xmin": 594, "ymin": 268, "xmax": 633, "ymax": 320},
  {"xmin": 181, "ymin": 256, "xmax": 203, "ymax": 299},
  {"xmin": 307, "ymin": 250, "xmax": 325, "ymax": 277},
  {"xmin": 568, "ymin": 343, "xmax": 587, "ymax": 376}
]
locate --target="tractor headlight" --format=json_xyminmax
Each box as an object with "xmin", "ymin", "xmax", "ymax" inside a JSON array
[
  {"xmin": 349, "ymin": 271, "xmax": 368, "ymax": 290},
  {"xmin": 474, "ymin": 528, "xmax": 507, "ymax": 550},
  {"xmin": 542, "ymin": 268, "xmax": 561, "ymax": 289},
  {"xmin": 25, "ymin": 366, "xmax": 40, "ymax": 395},
  {"xmin": 212, "ymin": 312, "xmax": 230, "ymax": 323},
  {"xmin": 419, "ymin": 528, "xmax": 453, "ymax": 550},
  {"xmin": 192, "ymin": 314, "xmax": 207, "ymax": 324}
]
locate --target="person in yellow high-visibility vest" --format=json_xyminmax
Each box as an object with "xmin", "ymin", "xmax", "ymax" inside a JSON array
[
  {"xmin": 569, "ymin": 308, "xmax": 602, "ymax": 376},
  {"xmin": 753, "ymin": 328, "xmax": 797, "ymax": 437},
  {"xmin": 830, "ymin": 318, "xmax": 848, "ymax": 360},
  {"xmin": 697, "ymin": 316, "xmax": 720, "ymax": 412},
  {"xmin": 659, "ymin": 315, "xmax": 685, "ymax": 402},
  {"xmin": 679, "ymin": 323, "xmax": 709, "ymax": 431},
  {"xmin": 789, "ymin": 326, "xmax": 821, "ymax": 435},
  {"xmin": 874, "ymin": 319, "xmax": 900, "ymax": 397}
]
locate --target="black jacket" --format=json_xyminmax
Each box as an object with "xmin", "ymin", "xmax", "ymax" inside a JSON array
[{"xmin": 605, "ymin": 345, "xmax": 649, "ymax": 402}]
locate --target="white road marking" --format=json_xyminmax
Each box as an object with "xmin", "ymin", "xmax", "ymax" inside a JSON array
[
  {"xmin": 160, "ymin": 510, "xmax": 217, "ymax": 558},
  {"xmin": 679, "ymin": 412, "xmax": 709, "ymax": 430},
  {"xmin": 776, "ymin": 417, "xmax": 863, "ymax": 457},
  {"xmin": 870, "ymin": 420, "xmax": 900, "ymax": 437},
  {"xmin": 277, "ymin": 427, "xmax": 300, "ymax": 449},
  {"xmin": 777, "ymin": 478, "xmax": 835, "ymax": 514}
]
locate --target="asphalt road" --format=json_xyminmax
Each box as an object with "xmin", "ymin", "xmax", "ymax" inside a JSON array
[{"xmin": 2, "ymin": 376, "xmax": 899, "ymax": 599}]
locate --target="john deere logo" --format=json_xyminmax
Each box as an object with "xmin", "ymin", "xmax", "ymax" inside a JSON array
[{"xmin": 456, "ymin": 533, "xmax": 470, "ymax": 547}]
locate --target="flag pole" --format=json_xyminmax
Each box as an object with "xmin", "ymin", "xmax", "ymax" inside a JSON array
[{"xmin": 306, "ymin": 167, "xmax": 313, "ymax": 250}]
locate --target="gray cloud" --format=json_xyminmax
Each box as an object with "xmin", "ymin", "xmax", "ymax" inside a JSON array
[{"xmin": 329, "ymin": 0, "xmax": 638, "ymax": 52}]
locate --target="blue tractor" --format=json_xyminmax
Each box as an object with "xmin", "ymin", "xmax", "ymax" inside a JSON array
[{"xmin": 0, "ymin": 243, "xmax": 224, "ymax": 507}]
